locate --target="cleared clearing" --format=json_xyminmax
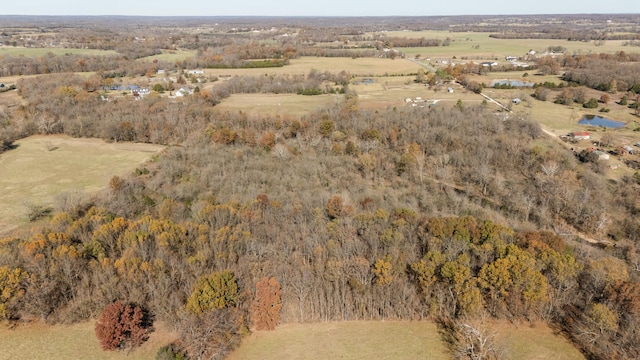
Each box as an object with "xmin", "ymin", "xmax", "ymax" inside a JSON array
[
  {"xmin": 212, "ymin": 93, "xmax": 340, "ymax": 117},
  {"xmin": 227, "ymin": 321, "xmax": 450, "ymax": 360},
  {"xmin": 204, "ymin": 56, "xmax": 422, "ymax": 78},
  {"xmin": 378, "ymin": 31, "xmax": 632, "ymax": 59},
  {"xmin": 226, "ymin": 320, "xmax": 584, "ymax": 360},
  {"xmin": 0, "ymin": 321, "xmax": 177, "ymax": 360},
  {"xmin": 493, "ymin": 321, "xmax": 585, "ymax": 360},
  {"xmin": 0, "ymin": 47, "xmax": 117, "ymax": 57},
  {"xmin": 0, "ymin": 135, "xmax": 164, "ymax": 236}
]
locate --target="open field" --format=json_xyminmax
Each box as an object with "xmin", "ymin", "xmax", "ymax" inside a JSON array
[
  {"xmin": 493, "ymin": 321, "xmax": 584, "ymax": 360},
  {"xmin": 353, "ymin": 79, "xmax": 492, "ymax": 110},
  {"xmin": 227, "ymin": 321, "xmax": 450, "ymax": 360},
  {"xmin": 213, "ymin": 93, "xmax": 340, "ymax": 117},
  {"xmin": 377, "ymin": 31, "xmax": 633, "ymax": 60},
  {"xmin": 204, "ymin": 56, "xmax": 422, "ymax": 78},
  {"xmin": 139, "ymin": 49, "xmax": 197, "ymax": 63},
  {"xmin": 226, "ymin": 320, "xmax": 584, "ymax": 360},
  {"xmin": 0, "ymin": 321, "xmax": 177, "ymax": 360},
  {"xmin": 0, "ymin": 135, "xmax": 164, "ymax": 236},
  {"xmin": 0, "ymin": 47, "xmax": 117, "ymax": 57}
]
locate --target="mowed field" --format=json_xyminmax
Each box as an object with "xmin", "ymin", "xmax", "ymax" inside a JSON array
[
  {"xmin": 0, "ymin": 321, "xmax": 178, "ymax": 360},
  {"xmin": 204, "ymin": 56, "xmax": 423, "ymax": 78},
  {"xmin": 226, "ymin": 320, "xmax": 584, "ymax": 360},
  {"xmin": 0, "ymin": 47, "xmax": 117, "ymax": 57},
  {"xmin": 212, "ymin": 93, "xmax": 340, "ymax": 117},
  {"xmin": 0, "ymin": 135, "xmax": 164, "ymax": 236},
  {"xmin": 377, "ymin": 31, "xmax": 633, "ymax": 59}
]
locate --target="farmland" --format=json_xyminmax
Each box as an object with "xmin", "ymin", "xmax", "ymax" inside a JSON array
[
  {"xmin": 0, "ymin": 135, "xmax": 164, "ymax": 236},
  {"xmin": 0, "ymin": 14, "xmax": 639, "ymax": 360}
]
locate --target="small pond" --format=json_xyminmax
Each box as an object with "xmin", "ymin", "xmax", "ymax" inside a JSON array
[
  {"xmin": 578, "ymin": 115, "xmax": 625, "ymax": 128},
  {"xmin": 490, "ymin": 79, "xmax": 534, "ymax": 87}
]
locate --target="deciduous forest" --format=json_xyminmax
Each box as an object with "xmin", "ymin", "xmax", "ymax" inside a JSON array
[{"xmin": 1, "ymin": 14, "xmax": 640, "ymax": 360}]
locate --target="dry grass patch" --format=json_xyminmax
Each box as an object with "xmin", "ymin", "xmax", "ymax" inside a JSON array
[
  {"xmin": 0, "ymin": 47, "xmax": 117, "ymax": 57},
  {"xmin": 380, "ymin": 31, "xmax": 632, "ymax": 60},
  {"xmin": 205, "ymin": 56, "xmax": 422, "ymax": 78},
  {"xmin": 228, "ymin": 320, "xmax": 585, "ymax": 360},
  {"xmin": 227, "ymin": 321, "xmax": 450, "ymax": 360},
  {"xmin": 139, "ymin": 49, "xmax": 197, "ymax": 63},
  {"xmin": 493, "ymin": 321, "xmax": 585, "ymax": 360},
  {"xmin": 213, "ymin": 93, "xmax": 340, "ymax": 117},
  {"xmin": 0, "ymin": 321, "xmax": 177, "ymax": 360},
  {"xmin": 0, "ymin": 135, "xmax": 164, "ymax": 236}
]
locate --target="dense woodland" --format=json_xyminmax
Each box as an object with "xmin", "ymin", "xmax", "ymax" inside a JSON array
[{"xmin": 1, "ymin": 15, "xmax": 640, "ymax": 360}]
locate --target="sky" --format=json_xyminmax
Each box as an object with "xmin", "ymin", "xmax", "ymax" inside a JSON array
[{"xmin": 2, "ymin": 0, "xmax": 639, "ymax": 17}]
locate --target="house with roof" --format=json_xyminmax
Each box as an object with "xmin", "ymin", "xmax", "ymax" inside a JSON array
[{"xmin": 570, "ymin": 131, "xmax": 591, "ymax": 140}]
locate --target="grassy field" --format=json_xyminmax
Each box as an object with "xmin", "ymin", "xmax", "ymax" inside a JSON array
[
  {"xmin": 0, "ymin": 47, "xmax": 117, "ymax": 57},
  {"xmin": 0, "ymin": 319, "xmax": 586, "ymax": 360},
  {"xmin": 0, "ymin": 135, "xmax": 164, "ymax": 237},
  {"xmin": 204, "ymin": 56, "xmax": 422, "ymax": 78},
  {"xmin": 493, "ymin": 321, "xmax": 584, "ymax": 360},
  {"xmin": 227, "ymin": 321, "xmax": 450, "ymax": 360},
  {"xmin": 0, "ymin": 321, "xmax": 177, "ymax": 360},
  {"xmin": 226, "ymin": 320, "xmax": 584, "ymax": 360},
  {"xmin": 139, "ymin": 49, "xmax": 197, "ymax": 63},
  {"xmin": 212, "ymin": 93, "xmax": 340, "ymax": 117},
  {"xmin": 377, "ymin": 31, "xmax": 632, "ymax": 60}
]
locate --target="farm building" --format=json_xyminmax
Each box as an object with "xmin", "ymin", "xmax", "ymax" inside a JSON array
[
  {"xmin": 593, "ymin": 150, "xmax": 610, "ymax": 160},
  {"xmin": 570, "ymin": 131, "xmax": 591, "ymax": 140}
]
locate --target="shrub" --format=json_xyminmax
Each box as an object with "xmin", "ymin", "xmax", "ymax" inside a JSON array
[
  {"xmin": 156, "ymin": 344, "xmax": 187, "ymax": 360},
  {"xmin": 95, "ymin": 301, "xmax": 152, "ymax": 351},
  {"xmin": 619, "ymin": 95, "xmax": 628, "ymax": 105},
  {"xmin": 583, "ymin": 98, "xmax": 599, "ymax": 108}
]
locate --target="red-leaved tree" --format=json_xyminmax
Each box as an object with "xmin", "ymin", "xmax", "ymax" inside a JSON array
[
  {"xmin": 95, "ymin": 301, "xmax": 151, "ymax": 351},
  {"xmin": 250, "ymin": 277, "xmax": 282, "ymax": 330}
]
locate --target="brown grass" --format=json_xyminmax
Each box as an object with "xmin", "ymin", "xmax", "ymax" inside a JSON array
[
  {"xmin": 493, "ymin": 320, "xmax": 585, "ymax": 360},
  {"xmin": 227, "ymin": 321, "xmax": 450, "ymax": 360},
  {"xmin": 0, "ymin": 135, "xmax": 164, "ymax": 237},
  {"xmin": 0, "ymin": 321, "xmax": 178, "ymax": 360},
  {"xmin": 204, "ymin": 56, "xmax": 422, "ymax": 78},
  {"xmin": 227, "ymin": 320, "xmax": 584, "ymax": 360},
  {"xmin": 213, "ymin": 93, "xmax": 340, "ymax": 117}
]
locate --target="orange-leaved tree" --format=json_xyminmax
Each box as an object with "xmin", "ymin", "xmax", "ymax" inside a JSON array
[{"xmin": 250, "ymin": 277, "xmax": 282, "ymax": 330}]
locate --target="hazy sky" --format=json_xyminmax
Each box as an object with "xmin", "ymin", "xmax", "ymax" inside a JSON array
[{"xmin": 3, "ymin": 0, "xmax": 639, "ymax": 17}]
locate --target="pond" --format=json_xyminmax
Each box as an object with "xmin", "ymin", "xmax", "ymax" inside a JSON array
[
  {"xmin": 578, "ymin": 115, "xmax": 625, "ymax": 128},
  {"xmin": 490, "ymin": 79, "xmax": 534, "ymax": 87}
]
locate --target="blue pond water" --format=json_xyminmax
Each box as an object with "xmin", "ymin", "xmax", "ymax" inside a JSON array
[
  {"xmin": 578, "ymin": 115, "xmax": 625, "ymax": 128},
  {"xmin": 490, "ymin": 79, "xmax": 534, "ymax": 87}
]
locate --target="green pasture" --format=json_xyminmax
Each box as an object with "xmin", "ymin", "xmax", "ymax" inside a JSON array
[
  {"xmin": 0, "ymin": 47, "xmax": 117, "ymax": 57},
  {"xmin": 138, "ymin": 49, "xmax": 197, "ymax": 63},
  {"xmin": 0, "ymin": 135, "xmax": 164, "ymax": 237}
]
